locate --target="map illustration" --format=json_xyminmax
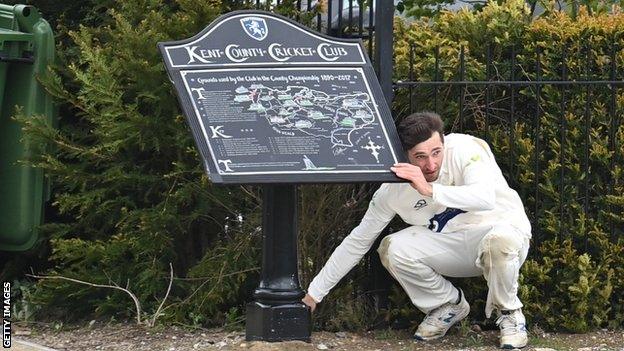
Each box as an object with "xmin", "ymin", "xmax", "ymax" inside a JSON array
[
  {"xmin": 239, "ymin": 84, "xmax": 377, "ymax": 150},
  {"xmin": 182, "ymin": 67, "xmax": 398, "ymax": 175}
]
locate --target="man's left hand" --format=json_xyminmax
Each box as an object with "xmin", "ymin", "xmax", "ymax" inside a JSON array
[
  {"xmin": 391, "ymin": 163, "xmax": 433, "ymax": 197},
  {"xmin": 302, "ymin": 294, "xmax": 317, "ymax": 312}
]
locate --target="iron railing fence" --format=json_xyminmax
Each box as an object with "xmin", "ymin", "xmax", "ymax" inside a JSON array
[
  {"xmin": 394, "ymin": 44, "xmax": 624, "ymax": 245},
  {"xmin": 244, "ymin": 0, "xmax": 395, "ymax": 100},
  {"xmin": 244, "ymin": 0, "xmax": 377, "ymax": 52},
  {"xmin": 232, "ymin": 3, "xmax": 624, "ymax": 320}
]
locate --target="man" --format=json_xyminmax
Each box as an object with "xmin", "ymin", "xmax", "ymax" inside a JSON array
[{"xmin": 302, "ymin": 112, "xmax": 531, "ymax": 349}]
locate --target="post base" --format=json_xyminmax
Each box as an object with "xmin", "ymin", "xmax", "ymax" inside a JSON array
[{"xmin": 245, "ymin": 301, "xmax": 311, "ymax": 342}]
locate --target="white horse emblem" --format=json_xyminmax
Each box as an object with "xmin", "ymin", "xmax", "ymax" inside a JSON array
[{"xmin": 240, "ymin": 17, "xmax": 268, "ymax": 41}]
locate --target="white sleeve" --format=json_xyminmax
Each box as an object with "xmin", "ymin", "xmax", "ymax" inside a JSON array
[
  {"xmin": 306, "ymin": 184, "xmax": 396, "ymax": 303},
  {"xmin": 431, "ymin": 139, "xmax": 496, "ymax": 211}
]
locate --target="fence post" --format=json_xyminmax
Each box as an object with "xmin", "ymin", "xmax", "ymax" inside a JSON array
[
  {"xmin": 374, "ymin": 0, "xmax": 394, "ymax": 103},
  {"xmin": 369, "ymin": 0, "xmax": 395, "ymax": 322}
]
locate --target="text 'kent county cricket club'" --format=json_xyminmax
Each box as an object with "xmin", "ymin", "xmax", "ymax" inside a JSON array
[{"xmin": 185, "ymin": 43, "xmax": 349, "ymax": 64}]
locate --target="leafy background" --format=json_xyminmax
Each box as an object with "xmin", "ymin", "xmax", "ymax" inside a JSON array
[{"xmin": 1, "ymin": 0, "xmax": 622, "ymax": 333}]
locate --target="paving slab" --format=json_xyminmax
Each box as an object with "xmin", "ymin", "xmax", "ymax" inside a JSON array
[{"xmin": 9, "ymin": 339, "xmax": 58, "ymax": 351}]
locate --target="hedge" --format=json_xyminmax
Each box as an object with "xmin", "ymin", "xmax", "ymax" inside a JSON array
[{"xmin": 7, "ymin": 0, "xmax": 623, "ymax": 332}]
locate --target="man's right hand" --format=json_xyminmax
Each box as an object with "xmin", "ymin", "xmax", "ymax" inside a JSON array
[
  {"xmin": 391, "ymin": 163, "xmax": 433, "ymax": 197},
  {"xmin": 302, "ymin": 293, "xmax": 317, "ymax": 312}
]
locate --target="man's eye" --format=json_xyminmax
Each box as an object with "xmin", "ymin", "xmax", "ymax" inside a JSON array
[{"xmin": 433, "ymin": 150, "xmax": 441, "ymax": 156}]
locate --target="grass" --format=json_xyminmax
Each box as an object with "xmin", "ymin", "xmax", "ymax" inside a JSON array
[
  {"xmin": 456, "ymin": 319, "xmax": 486, "ymax": 347},
  {"xmin": 373, "ymin": 328, "xmax": 409, "ymax": 340},
  {"xmin": 527, "ymin": 335, "xmax": 573, "ymax": 350}
]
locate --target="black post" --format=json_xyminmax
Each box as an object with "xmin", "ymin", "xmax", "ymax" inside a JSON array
[
  {"xmin": 246, "ymin": 184, "xmax": 310, "ymax": 342},
  {"xmin": 374, "ymin": 0, "xmax": 394, "ymax": 103},
  {"xmin": 369, "ymin": 0, "xmax": 395, "ymax": 320}
]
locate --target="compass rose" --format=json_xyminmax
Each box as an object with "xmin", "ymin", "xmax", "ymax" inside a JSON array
[{"xmin": 362, "ymin": 138, "xmax": 383, "ymax": 163}]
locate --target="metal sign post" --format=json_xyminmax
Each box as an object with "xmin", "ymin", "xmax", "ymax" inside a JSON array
[
  {"xmin": 246, "ymin": 184, "xmax": 308, "ymax": 341},
  {"xmin": 158, "ymin": 10, "xmax": 405, "ymax": 341}
]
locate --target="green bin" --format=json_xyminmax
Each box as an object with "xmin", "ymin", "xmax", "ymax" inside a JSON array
[{"xmin": 0, "ymin": 4, "xmax": 55, "ymax": 251}]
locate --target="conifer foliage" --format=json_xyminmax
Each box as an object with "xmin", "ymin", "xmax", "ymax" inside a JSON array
[{"xmin": 18, "ymin": 0, "xmax": 262, "ymax": 324}]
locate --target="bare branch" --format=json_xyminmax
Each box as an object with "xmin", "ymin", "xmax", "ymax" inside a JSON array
[
  {"xmin": 149, "ymin": 263, "xmax": 174, "ymax": 327},
  {"xmin": 172, "ymin": 267, "xmax": 259, "ymax": 281},
  {"xmin": 27, "ymin": 273, "xmax": 143, "ymax": 325}
]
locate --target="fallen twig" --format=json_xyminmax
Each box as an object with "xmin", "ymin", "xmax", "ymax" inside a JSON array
[{"xmin": 27, "ymin": 262, "xmax": 175, "ymax": 327}]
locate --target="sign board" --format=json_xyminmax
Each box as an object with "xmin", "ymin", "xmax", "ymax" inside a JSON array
[{"xmin": 159, "ymin": 10, "xmax": 406, "ymax": 184}]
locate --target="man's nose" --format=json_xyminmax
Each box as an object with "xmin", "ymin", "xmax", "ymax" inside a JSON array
[{"xmin": 426, "ymin": 157, "xmax": 436, "ymax": 170}]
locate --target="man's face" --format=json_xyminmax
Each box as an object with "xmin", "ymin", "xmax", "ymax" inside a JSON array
[{"xmin": 406, "ymin": 132, "xmax": 444, "ymax": 182}]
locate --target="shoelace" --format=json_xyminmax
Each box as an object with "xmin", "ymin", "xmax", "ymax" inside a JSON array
[{"xmin": 496, "ymin": 313, "xmax": 519, "ymax": 336}]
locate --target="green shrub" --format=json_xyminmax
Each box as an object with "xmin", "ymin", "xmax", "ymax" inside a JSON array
[
  {"xmin": 12, "ymin": 0, "xmax": 624, "ymax": 331},
  {"xmin": 15, "ymin": 0, "xmax": 356, "ymax": 328},
  {"xmin": 17, "ymin": 0, "xmax": 262, "ymax": 324},
  {"xmin": 392, "ymin": 0, "xmax": 624, "ymax": 331}
]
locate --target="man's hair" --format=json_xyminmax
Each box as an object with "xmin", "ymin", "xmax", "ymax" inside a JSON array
[{"xmin": 397, "ymin": 111, "xmax": 445, "ymax": 150}]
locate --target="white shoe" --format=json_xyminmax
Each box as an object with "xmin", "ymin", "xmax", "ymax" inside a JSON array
[
  {"xmin": 497, "ymin": 309, "xmax": 528, "ymax": 349},
  {"xmin": 414, "ymin": 289, "xmax": 470, "ymax": 341}
]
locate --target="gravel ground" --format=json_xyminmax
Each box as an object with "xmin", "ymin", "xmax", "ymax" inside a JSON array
[{"xmin": 11, "ymin": 321, "xmax": 624, "ymax": 351}]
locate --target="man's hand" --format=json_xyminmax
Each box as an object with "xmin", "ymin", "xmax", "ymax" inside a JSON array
[
  {"xmin": 391, "ymin": 163, "xmax": 433, "ymax": 197},
  {"xmin": 302, "ymin": 294, "xmax": 317, "ymax": 312}
]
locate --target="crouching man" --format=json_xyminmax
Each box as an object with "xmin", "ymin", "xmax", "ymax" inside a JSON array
[{"xmin": 302, "ymin": 112, "xmax": 531, "ymax": 349}]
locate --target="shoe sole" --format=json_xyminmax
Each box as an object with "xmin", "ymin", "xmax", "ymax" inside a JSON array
[
  {"xmin": 414, "ymin": 333, "xmax": 444, "ymax": 341},
  {"xmin": 414, "ymin": 334, "xmax": 450, "ymax": 341},
  {"xmin": 501, "ymin": 343, "xmax": 527, "ymax": 349},
  {"xmin": 501, "ymin": 338, "xmax": 528, "ymax": 349}
]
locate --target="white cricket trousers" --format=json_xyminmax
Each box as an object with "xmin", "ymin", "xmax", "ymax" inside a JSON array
[{"xmin": 377, "ymin": 224, "xmax": 530, "ymax": 318}]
